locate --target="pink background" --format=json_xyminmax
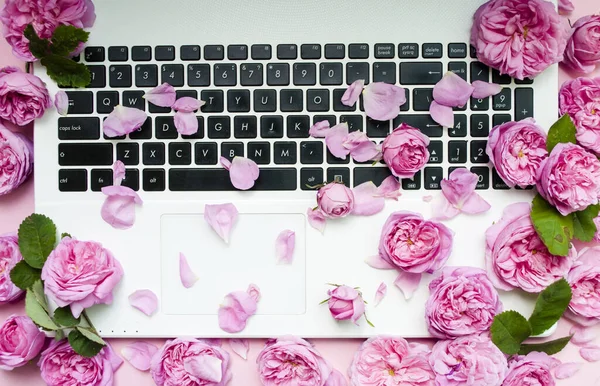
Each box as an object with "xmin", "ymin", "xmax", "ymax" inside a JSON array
[{"xmin": 1, "ymin": 1, "xmax": 600, "ymax": 385}]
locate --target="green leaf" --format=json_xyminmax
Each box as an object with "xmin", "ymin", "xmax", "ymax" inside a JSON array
[
  {"xmin": 573, "ymin": 204, "xmax": 600, "ymax": 242},
  {"xmin": 25, "ymin": 290, "xmax": 59, "ymax": 330},
  {"xmin": 518, "ymin": 335, "xmax": 572, "ymax": 355},
  {"xmin": 54, "ymin": 329, "xmax": 65, "ymax": 341},
  {"xmin": 18, "ymin": 213, "xmax": 57, "ymax": 269},
  {"xmin": 31, "ymin": 280, "xmax": 49, "ymax": 312},
  {"xmin": 41, "ymin": 54, "xmax": 91, "ymax": 88},
  {"xmin": 528, "ymin": 279, "xmax": 573, "ymax": 336},
  {"xmin": 530, "ymin": 194, "xmax": 574, "ymax": 257},
  {"xmin": 61, "ymin": 232, "xmax": 72, "ymax": 239},
  {"xmin": 49, "ymin": 25, "xmax": 89, "ymax": 56},
  {"xmin": 9, "ymin": 261, "xmax": 41, "ymax": 290},
  {"xmin": 53, "ymin": 306, "xmax": 81, "ymax": 327},
  {"xmin": 490, "ymin": 310, "xmax": 533, "ymax": 355},
  {"xmin": 23, "ymin": 24, "xmax": 50, "ymax": 59},
  {"xmin": 546, "ymin": 114, "xmax": 577, "ymax": 153},
  {"xmin": 76, "ymin": 327, "xmax": 106, "ymax": 345},
  {"xmin": 68, "ymin": 329, "xmax": 104, "ymax": 358}
]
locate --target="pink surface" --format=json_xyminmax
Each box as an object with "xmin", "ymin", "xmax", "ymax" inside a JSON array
[{"xmin": 1, "ymin": 1, "xmax": 600, "ymax": 385}]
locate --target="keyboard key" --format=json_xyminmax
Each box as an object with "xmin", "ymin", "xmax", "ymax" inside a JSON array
[
  {"xmin": 493, "ymin": 88, "xmax": 511, "ymax": 110},
  {"xmin": 301, "ymin": 168, "xmax": 324, "ymax": 190},
  {"xmin": 293, "ymin": 63, "xmax": 316, "ymax": 86},
  {"xmin": 90, "ymin": 169, "xmax": 112, "ymax": 191},
  {"xmin": 143, "ymin": 143, "xmax": 165, "ymax": 165},
  {"xmin": 367, "ymin": 118, "xmax": 389, "ymax": 138},
  {"xmin": 84, "ymin": 47, "xmax": 104, "ymax": 62},
  {"xmin": 96, "ymin": 91, "xmax": 118, "ymax": 114},
  {"xmin": 267, "ymin": 63, "xmax": 290, "ymax": 86},
  {"xmin": 333, "ymin": 89, "xmax": 355, "ymax": 112},
  {"xmin": 201, "ymin": 90, "xmax": 224, "ymax": 112},
  {"xmin": 66, "ymin": 91, "xmax": 93, "ymax": 114},
  {"xmin": 340, "ymin": 115, "xmax": 363, "ymax": 132},
  {"xmin": 108, "ymin": 46, "xmax": 128, "ymax": 62},
  {"xmin": 470, "ymin": 45, "xmax": 477, "ymax": 58},
  {"xmin": 261, "ymin": 116, "xmax": 284, "ymax": 138},
  {"xmin": 87, "ymin": 65, "xmax": 106, "ymax": 88},
  {"xmin": 470, "ymin": 61, "xmax": 489, "ymax": 82},
  {"xmin": 248, "ymin": 142, "xmax": 270, "ymax": 164},
  {"xmin": 402, "ymin": 171, "xmax": 421, "ymax": 190},
  {"xmin": 280, "ymin": 89, "xmax": 303, "ymax": 112},
  {"xmin": 148, "ymin": 101, "xmax": 170, "ymax": 114},
  {"xmin": 492, "ymin": 168, "xmax": 510, "ymax": 190},
  {"xmin": 214, "ymin": 64, "xmax": 237, "ymax": 87},
  {"xmin": 169, "ymin": 142, "xmax": 192, "ymax": 165},
  {"xmin": 176, "ymin": 90, "xmax": 197, "ymax": 100},
  {"xmin": 143, "ymin": 169, "xmax": 165, "ymax": 191},
  {"xmin": 251, "ymin": 44, "xmax": 272, "ymax": 60},
  {"xmin": 422, "ymin": 43, "xmax": 442, "ymax": 58},
  {"xmin": 400, "ymin": 62, "xmax": 442, "ymax": 85},
  {"xmin": 353, "ymin": 167, "xmax": 392, "ymax": 187},
  {"xmin": 109, "ymin": 65, "xmax": 132, "ymax": 88},
  {"xmin": 117, "ymin": 143, "xmax": 139, "ymax": 165},
  {"xmin": 132, "ymin": 46, "xmax": 152, "ymax": 61},
  {"xmin": 233, "ymin": 116, "xmax": 257, "ymax": 138},
  {"xmin": 349, "ymin": 44, "xmax": 369, "ymax": 59},
  {"xmin": 254, "ymin": 89, "xmax": 277, "ymax": 112},
  {"xmin": 204, "ymin": 45, "xmax": 224, "ymax": 60},
  {"xmin": 122, "ymin": 91, "xmax": 145, "ymax": 110},
  {"xmin": 59, "ymin": 169, "xmax": 87, "ymax": 192},
  {"xmin": 287, "ymin": 116, "xmax": 310, "ymax": 138},
  {"xmin": 325, "ymin": 44, "xmax": 345, "ymax": 59},
  {"xmin": 327, "ymin": 168, "xmax": 351, "ymax": 186},
  {"xmin": 227, "ymin": 90, "xmax": 250, "ymax": 113},
  {"xmin": 448, "ymin": 167, "xmax": 466, "ymax": 177},
  {"xmin": 155, "ymin": 45, "xmax": 175, "ymax": 61},
  {"xmin": 277, "ymin": 44, "xmax": 297, "ymax": 59},
  {"xmin": 393, "ymin": 115, "xmax": 442, "ymax": 137},
  {"xmin": 195, "ymin": 142, "xmax": 218, "ymax": 165},
  {"xmin": 301, "ymin": 44, "xmax": 321, "ymax": 59},
  {"xmin": 373, "ymin": 62, "xmax": 396, "ymax": 84},
  {"xmin": 471, "ymin": 114, "xmax": 490, "ymax": 137},
  {"xmin": 59, "ymin": 143, "xmax": 112, "ymax": 166},
  {"xmin": 424, "ymin": 167, "xmax": 443, "ymax": 189},
  {"xmin": 448, "ymin": 141, "xmax": 467, "ymax": 163},
  {"xmin": 129, "ymin": 118, "xmax": 152, "ymax": 139},
  {"xmin": 493, "ymin": 114, "xmax": 512, "ymax": 126},
  {"xmin": 448, "ymin": 62, "xmax": 467, "ymax": 81},
  {"xmin": 327, "ymin": 148, "xmax": 349, "ymax": 165},
  {"xmin": 220, "ymin": 142, "xmax": 244, "ymax": 161},
  {"xmin": 161, "ymin": 64, "xmax": 184, "ymax": 87},
  {"xmin": 428, "ymin": 141, "xmax": 443, "ymax": 164},
  {"xmin": 471, "ymin": 167, "xmax": 490, "ymax": 190},
  {"xmin": 470, "ymin": 96, "xmax": 489, "ymax": 111},
  {"xmin": 121, "ymin": 169, "xmax": 139, "ymax": 191},
  {"xmin": 207, "ymin": 116, "xmax": 230, "ymax": 138},
  {"xmin": 135, "ymin": 64, "xmax": 158, "ymax": 87},
  {"xmin": 182, "ymin": 117, "xmax": 204, "ymax": 140},
  {"xmin": 449, "ymin": 114, "xmax": 467, "ymax": 137},
  {"xmin": 492, "ymin": 69, "xmax": 511, "ymax": 85},
  {"xmin": 187, "ymin": 64, "xmax": 210, "ymax": 87},
  {"xmin": 412, "ymin": 88, "xmax": 433, "ymax": 111},
  {"xmin": 228, "ymin": 45, "xmax": 248, "ymax": 60},
  {"xmin": 448, "ymin": 43, "xmax": 467, "ymax": 58},
  {"xmin": 320, "ymin": 63, "xmax": 343, "ymax": 85},
  {"xmin": 515, "ymin": 78, "xmax": 534, "ymax": 85},
  {"xmin": 398, "ymin": 43, "xmax": 419, "ymax": 58},
  {"xmin": 240, "ymin": 63, "xmax": 263, "ymax": 86},
  {"xmin": 170, "ymin": 168, "xmax": 297, "ymax": 191},
  {"xmin": 374, "ymin": 43, "xmax": 395, "ymax": 59},
  {"xmin": 307, "ymin": 89, "xmax": 329, "ymax": 112},
  {"xmin": 346, "ymin": 62, "xmax": 369, "ymax": 85},
  {"xmin": 470, "ymin": 140, "xmax": 489, "ymax": 163},
  {"xmin": 58, "ymin": 117, "xmax": 100, "ymax": 140},
  {"xmin": 180, "ymin": 45, "xmax": 201, "ymax": 60},
  {"xmin": 300, "ymin": 141, "xmax": 323, "ymax": 164},
  {"xmin": 274, "ymin": 142, "xmax": 297, "ymax": 164},
  {"xmin": 155, "ymin": 116, "xmax": 178, "ymax": 139},
  {"xmin": 313, "ymin": 115, "xmax": 335, "ymax": 127},
  {"xmin": 515, "ymin": 88, "xmax": 534, "ymax": 121}
]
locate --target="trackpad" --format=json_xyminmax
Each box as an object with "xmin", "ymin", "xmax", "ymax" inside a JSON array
[{"xmin": 160, "ymin": 213, "xmax": 306, "ymax": 315}]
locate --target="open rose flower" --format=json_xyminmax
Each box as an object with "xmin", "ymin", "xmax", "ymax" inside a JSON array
[
  {"xmin": 317, "ymin": 183, "xmax": 355, "ymax": 218},
  {"xmin": 382, "ymin": 124, "xmax": 429, "ymax": 179},
  {"xmin": 429, "ymin": 334, "xmax": 507, "ymax": 386},
  {"xmin": 536, "ymin": 142, "xmax": 600, "ymax": 216},
  {"xmin": 0, "ymin": 315, "xmax": 45, "ymax": 370},
  {"xmin": 503, "ymin": 352, "xmax": 560, "ymax": 386},
  {"xmin": 0, "ymin": 0, "xmax": 96, "ymax": 61},
  {"xmin": 559, "ymin": 77, "xmax": 600, "ymax": 154},
  {"xmin": 471, "ymin": 0, "xmax": 568, "ymax": 80},
  {"xmin": 0, "ymin": 67, "xmax": 51, "ymax": 126},
  {"xmin": 486, "ymin": 118, "xmax": 548, "ymax": 188},
  {"xmin": 563, "ymin": 15, "xmax": 600, "ymax": 74},
  {"xmin": 566, "ymin": 247, "xmax": 600, "ymax": 326},
  {"xmin": 326, "ymin": 285, "xmax": 368, "ymax": 326},
  {"xmin": 0, "ymin": 122, "xmax": 33, "ymax": 196},
  {"xmin": 486, "ymin": 202, "xmax": 575, "ymax": 293},
  {"xmin": 41, "ymin": 237, "xmax": 124, "ymax": 318},
  {"xmin": 349, "ymin": 336, "xmax": 435, "ymax": 386},
  {"xmin": 257, "ymin": 336, "xmax": 333, "ymax": 386},
  {"xmin": 39, "ymin": 340, "xmax": 122, "ymax": 386},
  {"xmin": 150, "ymin": 338, "xmax": 232, "ymax": 386},
  {"xmin": 0, "ymin": 233, "xmax": 23, "ymax": 303},
  {"xmin": 426, "ymin": 267, "xmax": 502, "ymax": 338}
]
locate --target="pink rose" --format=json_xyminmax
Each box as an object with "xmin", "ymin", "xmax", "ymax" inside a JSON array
[
  {"xmin": 382, "ymin": 124, "xmax": 429, "ymax": 179},
  {"xmin": 257, "ymin": 336, "xmax": 333, "ymax": 386},
  {"xmin": 0, "ymin": 233, "xmax": 24, "ymax": 303},
  {"xmin": 536, "ymin": 143, "xmax": 600, "ymax": 216},
  {"xmin": 39, "ymin": 340, "xmax": 122, "ymax": 386},
  {"xmin": 378, "ymin": 211, "xmax": 453, "ymax": 274},
  {"xmin": 566, "ymin": 247, "xmax": 600, "ymax": 326},
  {"xmin": 486, "ymin": 118, "xmax": 548, "ymax": 188},
  {"xmin": 0, "ymin": 0, "xmax": 95, "ymax": 61},
  {"xmin": 0, "ymin": 121, "xmax": 33, "ymax": 196},
  {"xmin": 563, "ymin": 15, "xmax": 600, "ymax": 74},
  {"xmin": 471, "ymin": 0, "xmax": 568, "ymax": 80},
  {"xmin": 151, "ymin": 338, "xmax": 232, "ymax": 386},
  {"xmin": 41, "ymin": 237, "xmax": 124, "ymax": 318},
  {"xmin": 425, "ymin": 267, "xmax": 502, "ymax": 338},
  {"xmin": 485, "ymin": 202, "xmax": 575, "ymax": 293},
  {"xmin": 429, "ymin": 334, "xmax": 507, "ymax": 386},
  {"xmin": 348, "ymin": 336, "xmax": 435, "ymax": 386},
  {"xmin": 502, "ymin": 352, "xmax": 560, "ymax": 386},
  {"xmin": 0, "ymin": 315, "xmax": 45, "ymax": 370},
  {"xmin": 327, "ymin": 285, "xmax": 366, "ymax": 325},
  {"xmin": 0, "ymin": 67, "xmax": 52, "ymax": 126},
  {"xmin": 317, "ymin": 183, "xmax": 355, "ymax": 218},
  {"xmin": 559, "ymin": 77, "xmax": 600, "ymax": 154}
]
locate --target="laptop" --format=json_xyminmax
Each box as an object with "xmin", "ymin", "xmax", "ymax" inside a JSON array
[{"xmin": 34, "ymin": 0, "xmax": 559, "ymax": 338}]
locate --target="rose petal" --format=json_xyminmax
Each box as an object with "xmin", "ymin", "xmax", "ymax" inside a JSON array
[
  {"xmin": 307, "ymin": 208, "xmax": 326, "ymax": 234},
  {"xmin": 172, "ymin": 96, "xmax": 205, "ymax": 112},
  {"xmin": 229, "ymin": 339, "xmax": 249, "ymax": 360},
  {"xmin": 179, "ymin": 252, "xmax": 199, "ymax": 289},
  {"xmin": 103, "ymin": 105, "xmax": 148, "ymax": 137},
  {"xmin": 394, "ymin": 271, "xmax": 422, "ymax": 300},
  {"xmin": 365, "ymin": 254, "xmax": 395, "ymax": 270},
  {"xmin": 143, "ymin": 83, "xmax": 176, "ymax": 107},
  {"xmin": 348, "ymin": 138, "xmax": 381, "ymax": 163},
  {"xmin": 432, "ymin": 168, "xmax": 490, "ymax": 220},
  {"xmin": 218, "ymin": 290, "xmax": 258, "ymax": 333},
  {"xmin": 128, "ymin": 289, "xmax": 158, "ymax": 316},
  {"xmin": 571, "ymin": 325, "xmax": 596, "ymax": 346},
  {"xmin": 325, "ymin": 123, "xmax": 350, "ymax": 159},
  {"xmin": 101, "ymin": 185, "xmax": 143, "ymax": 229},
  {"xmin": 341, "ymin": 79, "xmax": 365, "ymax": 107},
  {"xmin": 309, "ymin": 120, "xmax": 331, "ymax": 138},
  {"xmin": 220, "ymin": 156, "xmax": 232, "ymax": 171},
  {"xmin": 431, "ymin": 194, "xmax": 461, "ymax": 221},
  {"xmin": 460, "ymin": 190, "xmax": 492, "ymax": 214},
  {"xmin": 183, "ymin": 355, "xmax": 223, "ymax": 383},
  {"xmin": 422, "ymin": 195, "xmax": 433, "ymax": 202},
  {"xmin": 376, "ymin": 176, "xmax": 401, "ymax": 200},
  {"xmin": 429, "ymin": 101, "xmax": 454, "ymax": 128},
  {"xmin": 471, "ymin": 81, "xmax": 502, "ymax": 99},
  {"xmin": 204, "ymin": 203, "xmax": 239, "ymax": 243},
  {"xmin": 113, "ymin": 160, "xmax": 126, "ymax": 186},
  {"xmin": 433, "ymin": 71, "xmax": 474, "ymax": 107},
  {"xmin": 54, "ymin": 90, "xmax": 68, "ymax": 116},
  {"xmin": 173, "ymin": 111, "xmax": 198, "ymax": 135},
  {"xmin": 225, "ymin": 157, "xmax": 260, "ymax": 190},
  {"xmin": 275, "ymin": 230, "xmax": 295, "ymax": 264},
  {"xmin": 554, "ymin": 362, "xmax": 582, "ymax": 379},
  {"xmin": 363, "ymin": 82, "xmax": 407, "ymax": 121},
  {"xmin": 374, "ymin": 282, "xmax": 387, "ymax": 306},
  {"xmin": 247, "ymin": 284, "xmax": 261, "ymax": 302},
  {"xmin": 324, "ymin": 369, "xmax": 347, "ymax": 386},
  {"xmin": 121, "ymin": 342, "xmax": 159, "ymax": 371},
  {"xmin": 581, "ymin": 346, "xmax": 600, "ymax": 362},
  {"xmin": 352, "ymin": 182, "xmax": 385, "ymax": 216}
]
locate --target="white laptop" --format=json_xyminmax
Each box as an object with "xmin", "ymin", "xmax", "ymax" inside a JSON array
[{"xmin": 34, "ymin": 0, "xmax": 559, "ymax": 338}]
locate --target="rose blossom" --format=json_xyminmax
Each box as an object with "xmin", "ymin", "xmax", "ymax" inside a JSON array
[
  {"xmin": 502, "ymin": 352, "xmax": 560, "ymax": 386},
  {"xmin": 41, "ymin": 237, "xmax": 124, "ymax": 318},
  {"xmin": 378, "ymin": 211, "xmax": 453, "ymax": 274},
  {"xmin": 150, "ymin": 338, "xmax": 232, "ymax": 386},
  {"xmin": 317, "ymin": 183, "xmax": 355, "ymax": 218},
  {"xmin": 39, "ymin": 340, "xmax": 122, "ymax": 386},
  {"xmin": 0, "ymin": 233, "xmax": 24, "ymax": 303},
  {"xmin": 257, "ymin": 336, "xmax": 333, "ymax": 386},
  {"xmin": 566, "ymin": 247, "xmax": 600, "ymax": 326},
  {"xmin": 0, "ymin": 121, "xmax": 33, "ymax": 196},
  {"xmin": 425, "ymin": 267, "xmax": 502, "ymax": 338},
  {"xmin": 327, "ymin": 285, "xmax": 366, "ymax": 325},
  {"xmin": 429, "ymin": 334, "xmax": 507, "ymax": 386},
  {"xmin": 0, "ymin": 67, "xmax": 52, "ymax": 126},
  {"xmin": 559, "ymin": 77, "xmax": 600, "ymax": 154},
  {"xmin": 0, "ymin": 315, "xmax": 45, "ymax": 370},
  {"xmin": 486, "ymin": 118, "xmax": 548, "ymax": 188},
  {"xmin": 563, "ymin": 15, "xmax": 600, "ymax": 74},
  {"xmin": 536, "ymin": 142, "xmax": 600, "ymax": 216},
  {"xmin": 348, "ymin": 336, "xmax": 435, "ymax": 386},
  {"xmin": 0, "ymin": 0, "xmax": 96, "ymax": 61},
  {"xmin": 485, "ymin": 202, "xmax": 575, "ymax": 293},
  {"xmin": 470, "ymin": 0, "xmax": 568, "ymax": 80},
  {"xmin": 382, "ymin": 124, "xmax": 429, "ymax": 179}
]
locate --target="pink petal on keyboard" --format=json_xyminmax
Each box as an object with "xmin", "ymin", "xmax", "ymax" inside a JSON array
[
  {"xmin": 433, "ymin": 71, "xmax": 474, "ymax": 107},
  {"xmin": 121, "ymin": 342, "xmax": 159, "ymax": 371},
  {"xmin": 128, "ymin": 289, "xmax": 158, "ymax": 316},
  {"xmin": 394, "ymin": 271, "xmax": 422, "ymax": 300},
  {"xmin": 309, "ymin": 120, "xmax": 331, "ymax": 138},
  {"xmin": 179, "ymin": 252, "xmax": 199, "ymax": 289},
  {"xmin": 376, "ymin": 176, "xmax": 401, "ymax": 200},
  {"xmin": 143, "ymin": 82, "xmax": 176, "ymax": 107},
  {"xmin": 113, "ymin": 160, "xmax": 126, "ymax": 186},
  {"xmin": 341, "ymin": 79, "xmax": 365, "ymax": 107},
  {"xmin": 571, "ymin": 325, "xmax": 596, "ymax": 346},
  {"xmin": 554, "ymin": 362, "xmax": 582, "ymax": 379},
  {"xmin": 173, "ymin": 96, "xmax": 205, "ymax": 113},
  {"xmin": 580, "ymin": 346, "xmax": 600, "ymax": 362},
  {"xmin": 103, "ymin": 105, "xmax": 148, "ymax": 137},
  {"xmin": 363, "ymin": 82, "xmax": 407, "ymax": 121},
  {"xmin": 471, "ymin": 81, "xmax": 502, "ymax": 99},
  {"xmin": 220, "ymin": 156, "xmax": 232, "ymax": 171},
  {"xmin": 218, "ymin": 289, "xmax": 258, "ymax": 333},
  {"xmin": 374, "ymin": 282, "xmax": 387, "ymax": 306},
  {"xmin": 54, "ymin": 90, "xmax": 68, "ymax": 116},
  {"xmin": 429, "ymin": 100, "xmax": 454, "ymax": 128},
  {"xmin": 204, "ymin": 203, "xmax": 239, "ymax": 244},
  {"xmin": 275, "ymin": 230, "xmax": 296, "ymax": 264},
  {"xmin": 174, "ymin": 111, "xmax": 198, "ymax": 135},
  {"xmin": 352, "ymin": 181, "xmax": 385, "ymax": 216},
  {"xmin": 325, "ymin": 123, "xmax": 350, "ymax": 159},
  {"xmin": 225, "ymin": 156, "xmax": 259, "ymax": 190},
  {"xmin": 344, "ymin": 131, "xmax": 382, "ymax": 163},
  {"xmin": 307, "ymin": 207, "xmax": 327, "ymax": 234},
  {"xmin": 101, "ymin": 185, "xmax": 143, "ymax": 229},
  {"xmin": 229, "ymin": 339, "xmax": 249, "ymax": 360}
]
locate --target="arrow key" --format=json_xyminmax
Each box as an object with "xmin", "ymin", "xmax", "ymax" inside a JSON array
[
  {"xmin": 471, "ymin": 140, "xmax": 490, "ymax": 164},
  {"xmin": 427, "ymin": 141, "xmax": 443, "ymax": 164},
  {"xmin": 449, "ymin": 114, "xmax": 467, "ymax": 137},
  {"xmin": 424, "ymin": 167, "xmax": 443, "ymax": 190}
]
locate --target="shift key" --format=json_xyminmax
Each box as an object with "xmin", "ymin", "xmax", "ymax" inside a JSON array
[
  {"xmin": 59, "ymin": 143, "xmax": 113, "ymax": 166},
  {"xmin": 58, "ymin": 117, "xmax": 100, "ymax": 140},
  {"xmin": 400, "ymin": 62, "xmax": 442, "ymax": 85}
]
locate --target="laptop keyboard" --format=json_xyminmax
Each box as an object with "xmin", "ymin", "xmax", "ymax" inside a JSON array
[{"xmin": 57, "ymin": 43, "xmax": 535, "ymax": 193}]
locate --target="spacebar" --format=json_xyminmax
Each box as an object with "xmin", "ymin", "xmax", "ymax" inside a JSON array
[{"xmin": 169, "ymin": 168, "xmax": 297, "ymax": 191}]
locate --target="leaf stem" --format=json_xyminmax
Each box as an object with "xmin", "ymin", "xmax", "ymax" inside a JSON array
[{"xmin": 81, "ymin": 310, "xmax": 97, "ymax": 334}]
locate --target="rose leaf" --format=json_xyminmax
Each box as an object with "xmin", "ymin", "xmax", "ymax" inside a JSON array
[
  {"xmin": 53, "ymin": 306, "xmax": 81, "ymax": 327},
  {"xmin": 18, "ymin": 213, "xmax": 57, "ymax": 269},
  {"xmin": 49, "ymin": 25, "xmax": 89, "ymax": 57},
  {"xmin": 530, "ymin": 194, "xmax": 573, "ymax": 257},
  {"xmin": 25, "ymin": 289, "xmax": 59, "ymax": 330},
  {"xmin": 572, "ymin": 204, "xmax": 600, "ymax": 242},
  {"xmin": 490, "ymin": 310, "xmax": 532, "ymax": 355},
  {"xmin": 9, "ymin": 261, "xmax": 42, "ymax": 290},
  {"xmin": 68, "ymin": 329, "xmax": 104, "ymax": 358},
  {"xmin": 528, "ymin": 279, "xmax": 572, "ymax": 336},
  {"xmin": 518, "ymin": 335, "xmax": 572, "ymax": 355},
  {"xmin": 546, "ymin": 114, "xmax": 577, "ymax": 153}
]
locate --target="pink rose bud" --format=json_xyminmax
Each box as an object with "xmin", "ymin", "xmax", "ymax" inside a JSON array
[
  {"xmin": 327, "ymin": 285, "xmax": 366, "ymax": 325},
  {"xmin": 566, "ymin": 247, "xmax": 600, "ymax": 326},
  {"xmin": 382, "ymin": 124, "xmax": 430, "ymax": 179},
  {"xmin": 0, "ymin": 67, "xmax": 52, "ymax": 126},
  {"xmin": 0, "ymin": 122, "xmax": 33, "ymax": 196},
  {"xmin": 503, "ymin": 352, "xmax": 560, "ymax": 386},
  {"xmin": 563, "ymin": 15, "xmax": 600, "ymax": 74},
  {"xmin": 0, "ymin": 315, "xmax": 46, "ymax": 370},
  {"xmin": 559, "ymin": 77, "xmax": 600, "ymax": 154},
  {"xmin": 317, "ymin": 183, "xmax": 355, "ymax": 218},
  {"xmin": 0, "ymin": 233, "xmax": 24, "ymax": 304}
]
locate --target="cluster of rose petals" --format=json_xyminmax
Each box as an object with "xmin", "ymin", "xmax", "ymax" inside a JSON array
[
  {"xmin": 101, "ymin": 161, "xmax": 143, "ymax": 230},
  {"xmin": 0, "ymin": 315, "xmax": 45, "ymax": 370},
  {"xmin": 0, "ymin": 233, "xmax": 23, "ymax": 303},
  {"xmin": 432, "ymin": 169, "xmax": 491, "ymax": 220},
  {"xmin": 0, "ymin": 122, "xmax": 32, "ymax": 196},
  {"xmin": 566, "ymin": 247, "xmax": 600, "ymax": 326},
  {"xmin": 503, "ymin": 352, "xmax": 559, "ymax": 386},
  {"xmin": 220, "ymin": 156, "xmax": 260, "ymax": 190},
  {"xmin": 382, "ymin": 124, "xmax": 429, "ymax": 179},
  {"xmin": 0, "ymin": 67, "xmax": 52, "ymax": 126},
  {"xmin": 563, "ymin": 15, "xmax": 600, "ymax": 74},
  {"xmin": 342, "ymin": 80, "xmax": 407, "ymax": 121},
  {"xmin": 218, "ymin": 284, "xmax": 260, "ymax": 333},
  {"xmin": 559, "ymin": 77, "xmax": 600, "ymax": 154},
  {"xmin": 327, "ymin": 285, "xmax": 366, "ymax": 325}
]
